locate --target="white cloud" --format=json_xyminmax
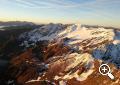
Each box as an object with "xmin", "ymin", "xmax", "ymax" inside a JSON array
[
  {"xmin": 3, "ymin": 0, "xmax": 120, "ymax": 20},
  {"xmin": 3, "ymin": 0, "xmax": 120, "ymax": 9}
]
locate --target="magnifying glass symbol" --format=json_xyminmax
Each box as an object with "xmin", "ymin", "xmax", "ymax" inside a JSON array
[{"xmin": 99, "ymin": 64, "xmax": 115, "ymax": 80}]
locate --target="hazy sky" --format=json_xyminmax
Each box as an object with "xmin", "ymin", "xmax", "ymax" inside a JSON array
[{"xmin": 0, "ymin": 0, "xmax": 120, "ymax": 27}]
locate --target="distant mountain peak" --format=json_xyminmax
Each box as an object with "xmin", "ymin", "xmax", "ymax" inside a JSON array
[{"xmin": 0, "ymin": 21, "xmax": 36, "ymax": 26}]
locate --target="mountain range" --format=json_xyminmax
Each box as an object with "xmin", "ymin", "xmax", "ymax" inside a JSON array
[
  {"xmin": 0, "ymin": 21, "xmax": 36, "ymax": 26},
  {"xmin": 0, "ymin": 23, "xmax": 120, "ymax": 85}
]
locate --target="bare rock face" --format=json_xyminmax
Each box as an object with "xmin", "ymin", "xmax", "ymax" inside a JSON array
[
  {"xmin": 6, "ymin": 49, "xmax": 39, "ymax": 84},
  {"xmin": 43, "ymin": 43, "xmax": 70, "ymax": 61},
  {"xmin": 4, "ymin": 42, "xmax": 71, "ymax": 85}
]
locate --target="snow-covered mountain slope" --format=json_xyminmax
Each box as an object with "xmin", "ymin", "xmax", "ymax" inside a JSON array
[
  {"xmin": 19, "ymin": 23, "xmax": 65, "ymax": 42},
  {"xmin": 25, "ymin": 53, "xmax": 94, "ymax": 83},
  {"xmin": 19, "ymin": 23, "xmax": 120, "ymax": 67},
  {"xmin": 4, "ymin": 23, "xmax": 120, "ymax": 85},
  {"xmin": 93, "ymin": 43, "xmax": 120, "ymax": 68},
  {"xmin": 19, "ymin": 23, "xmax": 115, "ymax": 49}
]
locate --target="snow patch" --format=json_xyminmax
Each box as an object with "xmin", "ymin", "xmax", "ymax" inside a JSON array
[
  {"xmin": 25, "ymin": 77, "xmax": 41, "ymax": 83},
  {"xmin": 113, "ymin": 40, "xmax": 120, "ymax": 44},
  {"xmin": 54, "ymin": 53, "xmax": 94, "ymax": 81},
  {"xmin": 59, "ymin": 80, "xmax": 66, "ymax": 85}
]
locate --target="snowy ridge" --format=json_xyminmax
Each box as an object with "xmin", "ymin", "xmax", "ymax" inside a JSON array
[
  {"xmin": 19, "ymin": 23, "xmax": 115, "ymax": 48},
  {"xmin": 19, "ymin": 23, "xmax": 65, "ymax": 42},
  {"xmin": 19, "ymin": 23, "xmax": 120, "ymax": 67}
]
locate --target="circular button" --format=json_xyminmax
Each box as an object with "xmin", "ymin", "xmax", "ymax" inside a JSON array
[
  {"xmin": 99, "ymin": 64, "xmax": 110, "ymax": 75},
  {"xmin": 99, "ymin": 64, "xmax": 115, "ymax": 80}
]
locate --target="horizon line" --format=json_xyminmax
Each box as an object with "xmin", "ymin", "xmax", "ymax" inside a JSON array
[{"xmin": 0, "ymin": 20, "xmax": 119, "ymax": 28}]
